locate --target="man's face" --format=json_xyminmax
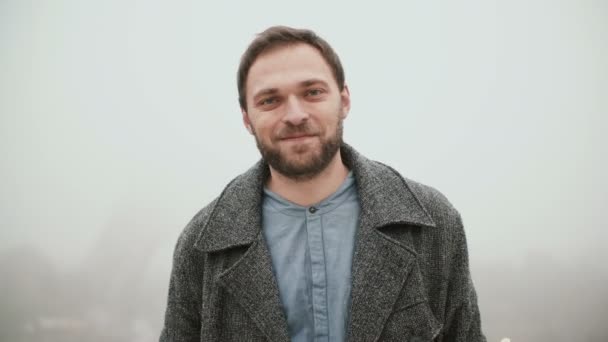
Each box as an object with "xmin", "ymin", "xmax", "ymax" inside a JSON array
[{"xmin": 242, "ymin": 43, "xmax": 350, "ymax": 181}]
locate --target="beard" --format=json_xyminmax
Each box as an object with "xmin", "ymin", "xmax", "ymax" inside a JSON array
[{"xmin": 253, "ymin": 119, "xmax": 343, "ymax": 182}]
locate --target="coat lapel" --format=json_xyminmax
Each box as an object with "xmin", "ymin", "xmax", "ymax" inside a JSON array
[
  {"xmin": 215, "ymin": 234, "xmax": 290, "ymax": 342},
  {"xmin": 341, "ymin": 146, "xmax": 437, "ymax": 341},
  {"xmin": 194, "ymin": 161, "xmax": 290, "ymax": 341},
  {"xmin": 347, "ymin": 222, "xmax": 416, "ymax": 342}
]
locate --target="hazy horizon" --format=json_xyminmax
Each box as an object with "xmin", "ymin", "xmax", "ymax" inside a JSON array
[{"xmin": 1, "ymin": 0, "xmax": 606, "ymax": 341}]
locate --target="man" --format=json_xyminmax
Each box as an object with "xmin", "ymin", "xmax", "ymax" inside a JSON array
[{"xmin": 160, "ymin": 26, "xmax": 485, "ymax": 342}]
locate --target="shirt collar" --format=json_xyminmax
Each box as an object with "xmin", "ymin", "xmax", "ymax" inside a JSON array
[{"xmin": 262, "ymin": 171, "xmax": 356, "ymax": 217}]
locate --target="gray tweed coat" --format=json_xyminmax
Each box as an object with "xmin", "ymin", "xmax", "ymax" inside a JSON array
[{"xmin": 160, "ymin": 144, "xmax": 485, "ymax": 341}]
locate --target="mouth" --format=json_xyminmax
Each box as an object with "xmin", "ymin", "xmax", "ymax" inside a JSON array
[{"xmin": 280, "ymin": 134, "xmax": 317, "ymax": 141}]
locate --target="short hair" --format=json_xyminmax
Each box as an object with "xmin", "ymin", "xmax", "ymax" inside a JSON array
[{"xmin": 237, "ymin": 26, "xmax": 345, "ymax": 111}]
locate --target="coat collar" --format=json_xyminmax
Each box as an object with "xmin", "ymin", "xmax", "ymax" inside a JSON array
[
  {"xmin": 194, "ymin": 143, "xmax": 436, "ymax": 253},
  {"xmin": 194, "ymin": 143, "xmax": 440, "ymax": 341}
]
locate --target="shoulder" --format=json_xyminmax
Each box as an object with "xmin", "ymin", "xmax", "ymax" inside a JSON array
[
  {"xmin": 172, "ymin": 197, "xmax": 219, "ymax": 259},
  {"xmin": 370, "ymin": 158, "xmax": 463, "ymax": 229},
  {"xmin": 376, "ymin": 160, "xmax": 466, "ymax": 244},
  {"xmin": 173, "ymin": 160, "xmax": 265, "ymax": 252},
  {"xmin": 398, "ymin": 175, "xmax": 468, "ymax": 254},
  {"xmin": 403, "ymin": 177, "xmax": 463, "ymax": 229},
  {"xmin": 181, "ymin": 198, "xmax": 219, "ymax": 240}
]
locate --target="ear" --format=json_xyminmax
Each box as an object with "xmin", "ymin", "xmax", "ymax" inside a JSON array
[
  {"xmin": 242, "ymin": 109, "xmax": 254, "ymax": 135},
  {"xmin": 339, "ymin": 84, "xmax": 351, "ymax": 119}
]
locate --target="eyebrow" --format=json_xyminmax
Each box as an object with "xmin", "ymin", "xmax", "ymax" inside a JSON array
[
  {"xmin": 252, "ymin": 79, "xmax": 331, "ymax": 103},
  {"xmin": 252, "ymin": 88, "xmax": 279, "ymax": 103},
  {"xmin": 300, "ymin": 78, "xmax": 330, "ymax": 88}
]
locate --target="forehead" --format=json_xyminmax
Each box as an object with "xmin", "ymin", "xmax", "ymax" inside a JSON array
[{"xmin": 246, "ymin": 43, "xmax": 336, "ymax": 96}]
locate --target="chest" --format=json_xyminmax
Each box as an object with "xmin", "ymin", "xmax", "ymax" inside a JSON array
[
  {"xmin": 262, "ymin": 201, "xmax": 360, "ymax": 341},
  {"xmin": 196, "ymin": 223, "xmax": 446, "ymax": 342}
]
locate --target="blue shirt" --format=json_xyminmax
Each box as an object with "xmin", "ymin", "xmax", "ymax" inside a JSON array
[{"xmin": 262, "ymin": 172, "xmax": 360, "ymax": 342}]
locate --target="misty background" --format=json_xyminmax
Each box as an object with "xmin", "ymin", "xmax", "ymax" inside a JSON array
[{"xmin": 1, "ymin": 0, "xmax": 606, "ymax": 341}]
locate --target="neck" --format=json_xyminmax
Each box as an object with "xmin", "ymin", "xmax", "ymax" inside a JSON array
[{"xmin": 266, "ymin": 152, "xmax": 350, "ymax": 207}]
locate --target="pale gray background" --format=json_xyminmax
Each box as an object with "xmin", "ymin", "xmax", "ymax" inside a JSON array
[{"xmin": 1, "ymin": 0, "xmax": 606, "ymax": 341}]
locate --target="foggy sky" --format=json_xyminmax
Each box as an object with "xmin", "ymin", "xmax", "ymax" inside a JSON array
[{"xmin": 1, "ymin": 1, "xmax": 606, "ymax": 341}]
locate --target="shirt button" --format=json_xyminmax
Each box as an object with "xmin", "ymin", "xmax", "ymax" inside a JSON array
[{"xmin": 308, "ymin": 206, "xmax": 318, "ymax": 214}]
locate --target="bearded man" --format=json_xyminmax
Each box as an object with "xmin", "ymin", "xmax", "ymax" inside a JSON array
[{"xmin": 160, "ymin": 26, "xmax": 486, "ymax": 342}]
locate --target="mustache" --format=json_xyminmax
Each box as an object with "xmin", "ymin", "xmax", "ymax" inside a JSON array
[{"xmin": 276, "ymin": 124, "xmax": 320, "ymax": 139}]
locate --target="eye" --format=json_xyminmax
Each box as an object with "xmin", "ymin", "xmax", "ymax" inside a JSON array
[
  {"xmin": 258, "ymin": 97, "xmax": 278, "ymax": 106},
  {"xmin": 305, "ymin": 88, "xmax": 324, "ymax": 97}
]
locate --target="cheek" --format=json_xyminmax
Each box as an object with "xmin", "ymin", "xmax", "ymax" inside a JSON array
[
  {"xmin": 322, "ymin": 113, "xmax": 341, "ymax": 133},
  {"xmin": 252, "ymin": 118, "xmax": 278, "ymax": 140}
]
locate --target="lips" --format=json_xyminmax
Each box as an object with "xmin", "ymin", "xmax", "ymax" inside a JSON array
[
  {"xmin": 280, "ymin": 134, "xmax": 316, "ymax": 140},
  {"xmin": 276, "ymin": 125, "xmax": 319, "ymax": 142}
]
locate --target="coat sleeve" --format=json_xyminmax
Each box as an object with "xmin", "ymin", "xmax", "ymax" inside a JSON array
[
  {"xmin": 159, "ymin": 229, "xmax": 204, "ymax": 342},
  {"xmin": 441, "ymin": 213, "xmax": 486, "ymax": 342}
]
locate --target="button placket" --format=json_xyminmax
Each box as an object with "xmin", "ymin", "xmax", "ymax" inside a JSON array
[{"xmin": 306, "ymin": 209, "xmax": 329, "ymax": 341}]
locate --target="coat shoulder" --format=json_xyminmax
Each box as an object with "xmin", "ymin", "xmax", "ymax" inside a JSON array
[
  {"xmin": 173, "ymin": 197, "xmax": 220, "ymax": 257},
  {"xmin": 403, "ymin": 177, "xmax": 462, "ymax": 227},
  {"xmin": 174, "ymin": 165, "xmax": 256, "ymax": 253},
  {"xmin": 373, "ymin": 158, "xmax": 463, "ymax": 230}
]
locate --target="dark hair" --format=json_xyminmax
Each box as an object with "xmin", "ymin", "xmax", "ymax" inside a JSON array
[{"xmin": 237, "ymin": 26, "xmax": 345, "ymax": 111}]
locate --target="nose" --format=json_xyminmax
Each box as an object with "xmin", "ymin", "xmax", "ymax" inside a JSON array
[{"xmin": 282, "ymin": 95, "xmax": 309, "ymax": 126}]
